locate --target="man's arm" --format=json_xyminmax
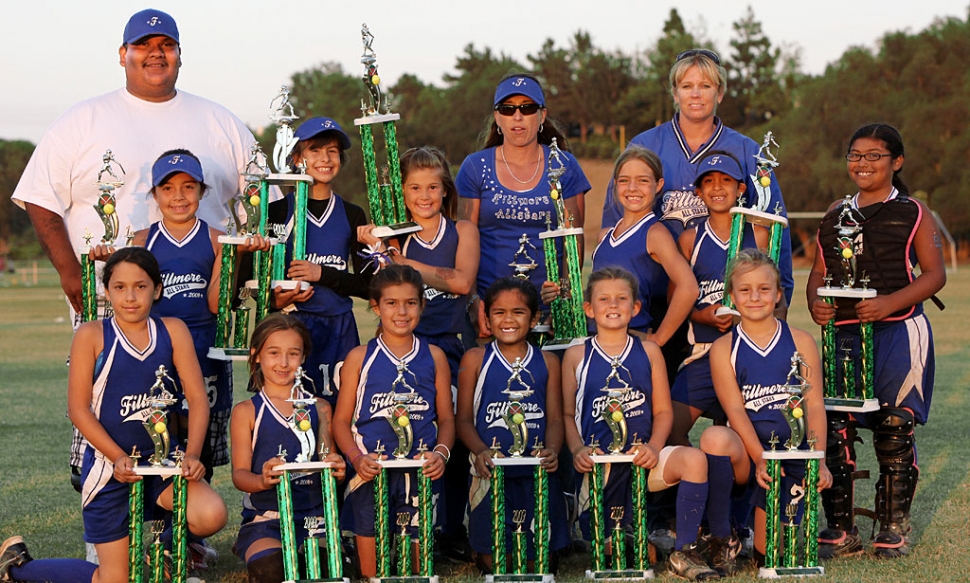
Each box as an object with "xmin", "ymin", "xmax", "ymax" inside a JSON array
[{"xmin": 26, "ymin": 203, "xmax": 82, "ymax": 312}]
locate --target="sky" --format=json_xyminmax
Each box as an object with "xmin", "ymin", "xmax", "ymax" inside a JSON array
[{"xmin": 2, "ymin": 0, "xmax": 968, "ymax": 143}]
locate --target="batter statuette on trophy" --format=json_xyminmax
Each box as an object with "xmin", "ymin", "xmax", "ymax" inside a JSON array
[
  {"xmin": 128, "ymin": 366, "xmax": 190, "ymax": 583},
  {"xmin": 539, "ymin": 138, "xmax": 586, "ymax": 350},
  {"xmin": 80, "ymin": 149, "xmax": 128, "ymax": 322},
  {"xmin": 816, "ymin": 196, "xmax": 879, "ymax": 412},
  {"xmin": 717, "ymin": 132, "xmax": 789, "ymax": 316},
  {"xmin": 760, "ymin": 353, "xmax": 824, "ymax": 578},
  {"xmin": 355, "ymin": 24, "xmax": 419, "ymax": 239},
  {"xmin": 487, "ymin": 358, "xmax": 554, "ymax": 583},
  {"xmin": 585, "ymin": 356, "xmax": 652, "ymax": 580},
  {"xmin": 371, "ymin": 360, "xmax": 437, "ymax": 583}
]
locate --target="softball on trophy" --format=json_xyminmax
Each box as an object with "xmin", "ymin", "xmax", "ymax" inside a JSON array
[
  {"xmin": 371, "ymin": 74, "xmax": 380, "ymax": 85},
  {"xmin": 249, "ymin": 194, "xmax": 261, "ymax": 207}
]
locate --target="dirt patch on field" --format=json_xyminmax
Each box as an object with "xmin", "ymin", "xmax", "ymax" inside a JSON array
[{"xmin": 577, "ymin": 158, "xmax": 614, "ymax": 255}]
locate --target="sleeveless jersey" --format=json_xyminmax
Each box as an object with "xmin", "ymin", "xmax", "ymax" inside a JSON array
[
  {"xmin": 402, "ymin": 216, "xmax": 465, "ymax": 336},
  {"xmin": 243, "ymin": 389, "xmax": 321, "ymax": 514},
  {"xmin": 91, "ymin": 317, "xmax": 175, "ymax": 456},
  {"xmin": 351, "ymin": 336, "xmax": 439, "ymax": 456},
  {"xmin": 574, "ymin": 336, "xmax": 653, "ymax": 448},
  {"xmin": 146, "ymin": 219, "xmax": 215, "ymax": 331},
  {"xmin": 592, "ymin": 213, "xmax": 665, "ymax": 332},
  {"xmin": 730, "ymin": 320, "xmax": 801, "ymax": 448},
  {"xmin": 283, "ymin": 194, "xmax": 354, "ymax": 316},
  {"xmin": 689, "ymin": 219, "xmax": 757, "ymax": 344}
]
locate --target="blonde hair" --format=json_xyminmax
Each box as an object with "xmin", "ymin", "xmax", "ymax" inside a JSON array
[
  {"xmin": 668, "ymin": 53, "xmax": 728, "ymax": 101},
  {"xmin": 725, "ymin": 248, "xmax": 781, "ymax": 295}
]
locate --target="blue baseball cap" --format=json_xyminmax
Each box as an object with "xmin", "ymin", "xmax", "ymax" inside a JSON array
[
  {"xmin": 293, "ymin": 117, "xmax": 352, "ymax": 151},
  {"xmin": 124, "ymin": 9, "xmax": 180, "ymax": 45},
  {"xmin": 493, "ymin": 76, "xmax": 545, "ymax": 107},
  {"xmin": 152, "ymin": 153, "xmax": 204, "ymax": 187},
  {"xmin": 696, "ymin": 153, "xmax": 745, "ymax": 183}
]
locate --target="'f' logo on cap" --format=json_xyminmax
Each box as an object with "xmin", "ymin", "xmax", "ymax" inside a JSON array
[
  {"xmin": 169, "ymin": 156, "xmax": 181, "ymax": 164},
  {"xmin": 148, "ymin": 16, "xmax": 161, "ymax": 26},
  {"xmin": 708, "ymin": 156, "xmax": 720, "ymax": 165},
  {"xmin": 513, "ymin": 78, "xmax": 526, "ymax": 86}
]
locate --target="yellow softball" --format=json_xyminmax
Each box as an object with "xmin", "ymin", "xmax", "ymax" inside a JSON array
[
  {"xmin": 102, "ymin": 203, "xmax": 115, "ymax": 215},
  {"xmin": 249, "ymin": 194, "xmax": 261, "ymax": 207},
  {"xmin": 371, "ymin": 74, "xmax": 381, "ymax": 86},
  {"xmin": 792, "ymin": 407, "xmax": 804, "ymax": 419},
  {"xmin": 154, "ymin": 421, "xmax": 167, "ymax": 434},
  {"xmin": 841, "ymin": 247, "xmax": 853, "ymax": 259},
  {"xmin": 611, "ymin": 410, "xmax": 624, "ymax": 422},
  {"xmin": 298, "ymin": 419, "xmax": 312, "ymax": 432},
  {"xmin": 550, "ymin": 189, "xmax": 559, "ymax": 200},
  {"xmin": 397, "ymin": 415, "xmax": 410, "ymax": 428},
  {"xmin": 512, "ymin": 412, "xmax": 525, "ymax": 425},
  {"xmin": 759, "ymin": 176, "xmax": 771, "ymax": 187}
]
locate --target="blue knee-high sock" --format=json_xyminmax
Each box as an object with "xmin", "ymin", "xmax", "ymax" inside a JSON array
[
  {"xmin": 706, "ymin": 454, "xmax": 734, "ymax": 538},
  {"xmin": 11, "ymin": 558, "xmax": 97, "ymax": 582},
  {"xmin": 674, "ymin": 480, "xmax": 708, "ymax": 550}
]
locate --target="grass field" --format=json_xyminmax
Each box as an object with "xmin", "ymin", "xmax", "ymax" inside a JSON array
[{"xmin": 1, "ymin": 267, "xmax": 968, "ymax": 582}]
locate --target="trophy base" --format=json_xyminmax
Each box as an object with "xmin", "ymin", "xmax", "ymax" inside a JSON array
[
  {"xmin": 208, "ymin": 346, "xmax": 249, "ymax": 361},
  {"xmin": 492, "ymin": 456, "xmax": 542, "ymax": 467},
  {"xmin": 731, "ymin": 207, "xmax": 789, "ymax": 229},
  {"xmin": 585, "ymin": 569, "xmax": 654, "ymax": 581},
  {"xmin": 824, "ymin": 397, "xmax": 880, "ymax": 413},
  {"xmin": 266, "ymin": 173, "xmax": 315, "ymax": 186},
  {"xmin": 272, "ymin": 280, "xmax": 312, "ymax": 292},
  {"xmin": 372, "ymin": 222, "xmax": 422, "ymax": 239},
  {"xmin": 763, "ymin": 450, "xmax": 825, "ymax": 461},
  {"xmin": 370, "ymin": 577, "xmax": 437, "ymax": 583},
  {"xmin": 377, "ymin": 458, "xmax": 427, "ymax": 469},
  {"xmin": 589, "ymin": 454, "xmax": 636, "ymax": 464},
  {"xmin": 287, "ymin": 579, "xmax": 349, "ymax": 583},
  {"xmin": 355, "ymin": 112, "xmax": 402, "ymax": 125},
  {"xmin": 538, "ymin": 227, "xmax": 584, "ymax": 239},
  {"xmin": 487, "ymin": 574, "xmax": 555, "ymax": 583},
  {"xmin": 217, "ymin": 235, "xmax": 278, "ymax": 245},
  {"xmin": 758, "ymin": 566, "xmax": 824, "ymax": 579},
  {"xmin": 714, "ymin": 306, "xmax": 741, "ymax": 318},
  {"xmin": 132, "ymin": 465, "xmax": 181, "ymax": 477},
  {"xmin": 276, "ymin": 461, "xmax": 336, "ymax": 472},
  {"xmin": 542, "ymin": 337, "xmax": 587, "ymax": 352},
  {"xmin": 816, "ymin": 287, "xmax": 877, "ymax": 299}
]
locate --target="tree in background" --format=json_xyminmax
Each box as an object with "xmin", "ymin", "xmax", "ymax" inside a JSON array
[
  {"xmin": 0, "ymin": 140, "xmax": 37, "ymax": 258},
  {"xmin": 721, "ymin": 5, "xmax": 787, "ymax": 129}
]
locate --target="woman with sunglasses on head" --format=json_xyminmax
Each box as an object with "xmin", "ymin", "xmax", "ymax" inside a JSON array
[{"xmin": 456, "ymin": 74, "xmax": 591, "ymax": 341}]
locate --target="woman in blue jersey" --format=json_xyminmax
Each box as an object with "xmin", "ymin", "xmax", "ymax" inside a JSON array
[{"xmin": 457, "ymin": 74, "xmax": 591, "ymax": 339}]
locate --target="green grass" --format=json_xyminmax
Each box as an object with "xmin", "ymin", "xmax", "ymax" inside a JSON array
[{"xmin": 1, "ymin": 269, "xmax": 968, "ymax": 582}]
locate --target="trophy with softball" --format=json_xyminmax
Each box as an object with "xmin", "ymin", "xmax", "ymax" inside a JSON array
[
  {"xmin": 487, "ymin": 358, "xmax": 554, "ymax": 583},
  {"xmin": 760, "ymin": 353, "xmax": 824, "ymax": 578},
  {"xmin": 717, "ymin": 132, "xmax": 789, "ymax": 316},
  {"xmin": 355, "ymin": 23, "xmax": 419, "ymax": 239},
  {"xmin": 816, "ymin": 197, "xmax": 880, "ymax": 412},
  {"xmin": 538, "ymin": 138, "xmax": 586, "ymax": 350},
  {"xmin": 585, "ymin": 356, "xmax": 652, "ymax": 581},
  {"xmin": 79, "ymin": 149, "xmax": 127, "ymax": 322}
]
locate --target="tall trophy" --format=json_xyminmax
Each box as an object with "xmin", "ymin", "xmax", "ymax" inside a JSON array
[
  {"xmin": 487, "ymin": 359, "xmax": 554, "ymax": 583},
  {"xmin": 354, "ymin": 24, "xmax": 420, "ymax": 239},
  {"xmin": 79, "ymin": 150, "xmax": 127, "ymax": 322},
  {"xmin": 717, "ymin": 132, "xmax": 789, "ymax": 316},
  {"xmin": 760, "ymin": 353, "xmax": 824, "ymax": 578},
  {"xmin": 538, "ymin": 139, "xmax": 586, "ymax": 350},
  {"xmin": 816, "ymin": 197, "xmax": 879, "ymax": 412},
  {"xmin": 585, "ymin": 357, "xmax": 652, "ymax": 581},
  {"xmin": 372, "ymin": 361, "xmax": 437, "ymax": 583}
]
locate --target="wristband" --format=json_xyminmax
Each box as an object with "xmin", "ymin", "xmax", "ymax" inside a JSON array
[
  {"xmin": 347, "ymin": 449, "xmax": 363, "ymax": 466},
  {"xmin": 433, "ymin": 444, "xmax": 451, "ymax": 462},
  {"xmin": 433, "ymin": 450, "xmax": 448, "ymax": 463}
]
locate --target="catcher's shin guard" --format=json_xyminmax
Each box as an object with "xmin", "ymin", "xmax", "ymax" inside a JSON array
[
  {"xmin": 821, "ymin": 412, "xmax": 858, "ymax": 532},
  {"xmin": 871, "ymin": 407, "xmax": 919, "ymax": 558}
]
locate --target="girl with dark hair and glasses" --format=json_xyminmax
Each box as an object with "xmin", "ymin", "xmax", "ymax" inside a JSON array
[{"xmin": 456, "ymin": 73, "xmax": 591, "ymax": 341}]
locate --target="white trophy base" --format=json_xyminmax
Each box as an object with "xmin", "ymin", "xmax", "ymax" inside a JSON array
[
  {"xmin": 758, "ymin": 566, "xmax": 824, "ymax": 578},
  {"xmin": 217, "ymin": 235, "xmax": 278, "ymax": 246},
  {"xmin": 276, "ymin": 461, "xmax": 336, "ymax": 472},
  {"xmin": 207, "ymin": 346, "xmax": 249, "ymax": 361},
  {"xmin": 824, "ymin": 397, "xmax": 881, "ymax": 413},
  {"xmin": 266, "ymin": 173, "xmax": 315, "ymax": 186},
  {"xmin": 542, "ymin": 336, "xmax": 587, "ymax": 352},
  {"xmin": 585, "ymin": 568, "xmax": 654, "ymax": 581},
  {"xmin": 816, "ymin": 287, "xmax": 877, "ymax": 299},
  {"xmin": 589, "ymin": 454, "xmax": 636, "ymax": 464},
  {"xmin": 378, "ymin": 458, "xmax": 427, "ymax": 469},
  {"xmin": 762, "ymin": 450, "xmax": 825, "ymax": 461},
  {"xmin": 372, "ymin": 222, "xmax": 422, "ymax": 239},
  {"xmin": 731, "ymin": 207, "xmax": 789, "ymax": 228},
  {"xmin": 714, "ymin": 306, "xmax": 741, "ymax": 318},
  {"xmin": 132, "ymin": 465, "xmax": 181, "ymax": 477},
  {"xmin": 487, "ymin": 574, "xmax": 554, "ymax": 583},
  {"xmin": 271, "ymin": 280, "xmax": 311, "ymax": 292},
  {"xmin": 492, "ymin": 456, "xmax": 543, "ymax": 467},
  {"xmin": 539, "ymin": 227, "xmax": 584, "ymax": 239},
  {"xmin": 355, "ymin": 112, "xmax": 402, "ymax": 125}
]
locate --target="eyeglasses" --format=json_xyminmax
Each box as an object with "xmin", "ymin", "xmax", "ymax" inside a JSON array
[
  {"xmin": 494, "ymin": 103, "xmax": 543, "ymax": 116},
  {"xmin": 845, "ymin": 152, "xmax": 893, "ymax": 162},
  {"xmin": 676, "ymin": 49, "xmax": 720, "ymax": 65}
]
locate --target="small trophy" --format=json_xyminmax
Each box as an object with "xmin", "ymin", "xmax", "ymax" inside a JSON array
[
  {"xmin": 717, "ymin": 132, "xmax": 789, "ymax": 316},
  {"xmin": 143, "ymin": 365, "xmax": 178, "ymax": 467},
  {"xmin": 509, "ymin": 234, "xmax": 540, "ymax": 280},
  {"xmin": 600, "ymin": 356, "xmax": 632, "ymax": 454},
  {"xmin": 760, "ymin": 352, "xmax": 824, "ymax": 578},
  {"xmin": 501, "ymin": 358, "xmax": 536, "ymax": 457},
  {"xmin": 287, "ymin": 366, "xmax": 318, "ymax": 434},
  {"xmin": 382, "ymin": 361, "xmax": 420, "ymax": 459},
  {"xmin": 538, "ymin": 139, "xmax": 586, "ymax": 350},
  {"xmin": 355, "ymin": 24, "xmax": 420, "ymax": 239},
  {"xmin": 79, "ymin": 150, "xmax": 127, "ymax": 322},
  {"xmin": 816, "ymin": 198, "xmax": 879, "ymax": 412}
]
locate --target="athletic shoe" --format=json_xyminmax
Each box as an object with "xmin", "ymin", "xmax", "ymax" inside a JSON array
[
  {"xmin": 818, "ymin": 527, "xmax": 864, "ymax": 560},
  {"xmin": 872, "ymin": 529, "xmax": 910, "ymax": 559},
  {"xmin": 437, "ymin": 530, "xmax": 474, "ymax": 563},
  {"xmin": 648, "ymin": 528, "xmax": 677, "ymax": 553},
  {"xmin": 189, "ymin": 539, "xmax": 218, "ymax": 567},
  {"xmin": 668, "ymin": 546, "xmax": 720, "ymax": 581},
  {"xmin": 708, "ymin": 534, "xmax": 742, "ymax": 576},
  {"xmin": 0, "ymin": 537, "xmax": 33, "ymax": 582}
]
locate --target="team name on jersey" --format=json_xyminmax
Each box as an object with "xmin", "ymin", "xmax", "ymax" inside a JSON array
[
  {"xmin": 742, "ymin": 382, "xmax": 789, "ymax": 412},
  {"xmin": 661, "ymin": 189, "xmax": 709, "ymax": 226},
  {"xmin": 697, "ymin": 279, "xmax": 724, "ymax": 305},
  {"xmin": 368, "ymin": 392, "xmax": 431, "ymax": 417},
  {"xmin": 119, "ymin": 393, "xmax": 155, "ymax": 420},
  {"xmin": 484, "ymin": 400, "xmax": 543, "ymax": 429},
  {"xmin": 306, "ymin": 252, "xmax": 347, "ymax": 271},
  {"xmin": 589, "ymin": 390, "xmax": 646, "ymax": 421},
  {"xmin": 424, "ymin": 286, "xmax": 458, "ymax": 302},
  {"xmin": 161, "ymin": 272, "xmax": 207, "ymax": 299}
]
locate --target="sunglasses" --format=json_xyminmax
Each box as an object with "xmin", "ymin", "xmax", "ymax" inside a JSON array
[
  {"xmin": 676, "ymin": 48, "xmax": 720, "ymax": 65},
  {"xmin": 494, "ymin": 103, "xmax": 543, "ymax": 116}
]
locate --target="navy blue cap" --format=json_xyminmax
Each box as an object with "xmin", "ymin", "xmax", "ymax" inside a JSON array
[
  {"xmin": 124, "ymin": 9, "xmax": 179, "ymax": 45},
  {"xmin": 696, "ymin": 153, "xmax": 744, "ymax": 182},
  {"xmin": 152, "ymin": 153, "xmax": 204, "ymax": 187},
  {"xmin": 293, "ymin": 117, "xmax": 352, "ymax": 151},
  {"xmin": 493, "ymin": 76, "xmax": 545, "ymax": 107}
]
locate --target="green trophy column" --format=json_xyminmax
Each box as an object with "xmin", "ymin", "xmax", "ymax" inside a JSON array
[
  {"xmin": 419, "ymin": 472, "xmax": 433, "ymax": 576},
  {"xmin": 491, "ymin": 465, "xmax": 506, "ymax": 575},
  {"xmin": 359, "ymin": 124, "xmax": 382, "ymax": 224},
  {"xmin": 722, "ymin": 211, "xmax": 746, "ymax": 311},
  {"xmin": 534, "ymin": 465, "xmax": 549, "ymax": 574},
  {"xmin": 375, "ymin": 467, "xmax": 391, "ymax": 577},
  {"xmin": 822, "ymin": 297, "xmax": 837, "ymax": 398},
  {"xmin": 171, "ymin": 475, "xmax": 188, "ymax": 583},
  {"xmin": 128, "ymin": 480, "xmax": 144, "ymax": 583},
  {"xmin": 590, "ymin": 463, "xmax": 606, "ymax": 572},
  {"xmin": 805, "ymin": 458, "xmax": 821, "ymax": 567},
  {"xmin": 764, "ymin": 458, "xmax": 781, "ymax": 569},
  {"xmin": 276, "ymin": 469, "xmax": 299, "ymax": 582},
  {"xmin": 321, "ymin": 467, "xmax": 343, "ymax": 578}
]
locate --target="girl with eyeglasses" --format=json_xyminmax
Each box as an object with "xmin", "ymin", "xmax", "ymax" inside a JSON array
[
  {"xmin": 806, "ymin": 123, "xmax": 945, "ymax": 560},
  {"xmin": 456, "ymin": 74, "xmax": 591, "ymax": 342}
]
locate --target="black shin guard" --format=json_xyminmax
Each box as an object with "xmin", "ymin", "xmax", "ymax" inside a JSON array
[
  {"xmin": 246, "ymin": 550, "xmax": 286, "ymax": 583},
  {"xmin": 872, "ymin": 407, "xmax": 919, "ymax": 556},
  {"xmin": 821, "ymin": 412, "xmax": 858, "ymax": 533}
]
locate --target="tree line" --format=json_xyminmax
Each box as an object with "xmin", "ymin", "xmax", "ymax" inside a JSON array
[{"xmin": 3, "ymin": 6, "xmax": 969, "ymax": 259}]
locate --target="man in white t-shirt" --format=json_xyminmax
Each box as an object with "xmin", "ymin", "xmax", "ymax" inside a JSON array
[{"xmin": 12, "ymin": 8, "xmax": 258, "ymax": 318}]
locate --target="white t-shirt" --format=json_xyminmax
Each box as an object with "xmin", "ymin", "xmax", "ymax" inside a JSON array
[{"xmin": 12, "ymin": 88, "xmax": 258, "ymax": 254}]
